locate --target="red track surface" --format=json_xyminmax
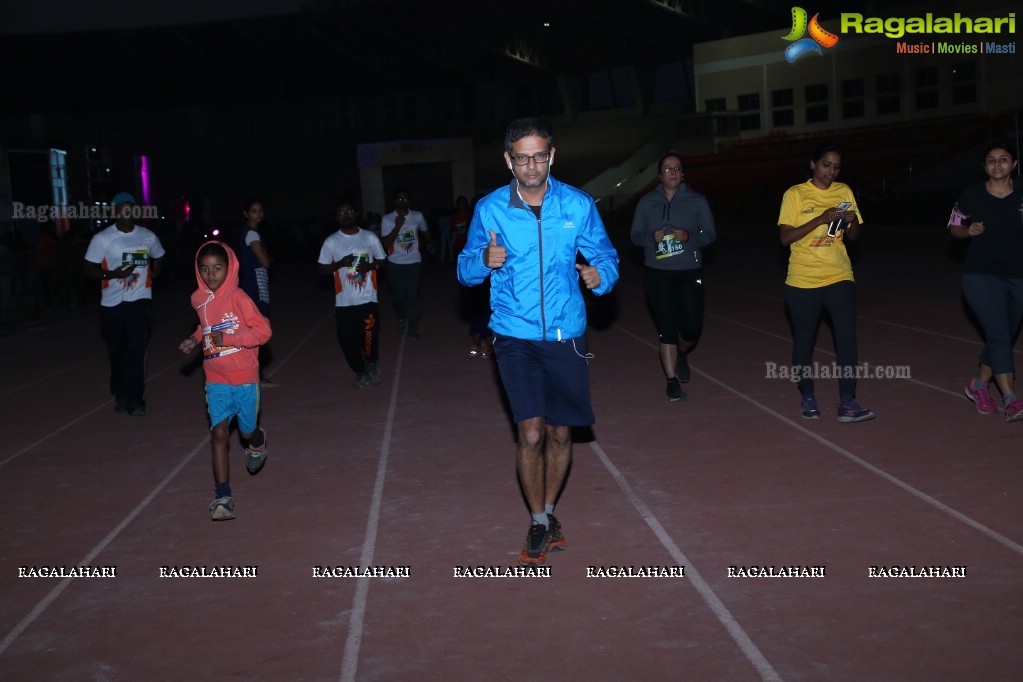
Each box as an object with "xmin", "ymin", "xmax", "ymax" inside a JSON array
[{"xmin": 2, "ymin": 228, "xmax": 1020, "ymax": 681}]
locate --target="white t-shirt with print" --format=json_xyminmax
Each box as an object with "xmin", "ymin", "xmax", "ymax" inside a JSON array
[
  {"xmin": 318, "ymin": 229, "xmax": 387, "ymax": 307},
  {"xmin": 381, "ymin": 209, "xmax": 429, "ymax": 265},
  {"xmin": 84, "ymin": 224, "xmax": 165, "ymax": 307}
]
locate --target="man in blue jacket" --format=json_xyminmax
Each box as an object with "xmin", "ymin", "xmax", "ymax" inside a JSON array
[{"xmin": 457, "ymin": 117, "xmax": 620, "ymax": 567}]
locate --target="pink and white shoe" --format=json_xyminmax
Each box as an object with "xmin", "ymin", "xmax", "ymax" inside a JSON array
[
  {"xmin": 964, "ymin": 381, "xmax": 997, "ymax": 415},
  {"xmin": 1004, "ymin": 398, "xmax": 1023, "ymax": 423}
]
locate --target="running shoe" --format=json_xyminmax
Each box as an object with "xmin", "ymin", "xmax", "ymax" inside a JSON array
[
  {"xmin": 800, "ymin": 395, "xmax": 821, "ymax": 419},
  {"xmin": 666, "ymin": 377, "xmax": 687, "ymax": 402},
  {"xmin": 366, "ymin": 361, "xmax": 382, "ymax": 385},
  {"xmin": 469, "ymin": 344, "xmax": 481, "ymax": 357},
  {"xmin": 964, "ymin": 381, "xmax": 997, "ymax": 415},
  {"xmin": 245, "ymin": 430, "xmax": 268, "ymax": 475},
  {"xmin": 518, "ymin": 523, "xmax": 550, "ymax": 566},
  {"xmin": 353, "ymin": 372, "xmax": 370, "ymax": 389},
  {"xmin": 547, "ymin": 514, "xmax": 567, "ymax": 552},
  {"xmin": 210, "ymin": 496, "xmax": 235, "ymax": 521},
  {"xmin": 837, "ymin": 399, "xmax": 876, "ymax": 423},
  {"xmin": 1005, "ymin": 398, "xmax": 1023, "ymax": 423},
  {"xmin": 676, "ymin": 352, "xmax": 691, "ymax": 384}
]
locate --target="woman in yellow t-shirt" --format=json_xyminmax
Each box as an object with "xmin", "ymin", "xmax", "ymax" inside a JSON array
[{"xmin": 777, "ymin": 141, "xmax": 874, "ymax": 423}]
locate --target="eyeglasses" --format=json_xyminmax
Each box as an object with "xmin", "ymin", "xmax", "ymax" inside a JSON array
[
  {"xmin": 510, "ymin": 151, "xmax": 551, "ymax": 166},
  {"xmin": 337, "ymin": 209, "xmax": 357, "ymax": 215},
  {"xmin": 661, "ymin": 166, "xmax": 682, "ymax": 173}
]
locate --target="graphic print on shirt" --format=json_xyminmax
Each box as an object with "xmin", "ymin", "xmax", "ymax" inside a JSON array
[
  {"xmin": 120, "ymin": 249, "xmax": 149, "ymax": 289},
  {"xmin": 395, "ymin": 229, "xmax": 416, "ymax": 254},
  {"xmin": 203, "ymin": 312, "xmax": 241, "ymax": 360},
  {"xmin": 344, "ymin": 252, "xmax": 372, "ymax": 291}
]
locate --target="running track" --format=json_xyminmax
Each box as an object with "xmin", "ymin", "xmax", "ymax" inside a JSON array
[{"xmin": 1, "ymin": 223, "xmax": 1020, "ymax": 681}]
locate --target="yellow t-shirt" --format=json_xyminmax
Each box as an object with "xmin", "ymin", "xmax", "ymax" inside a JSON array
[{"xmin": 777, "ymin": 180, "xmax": 864, "ymax": 288}]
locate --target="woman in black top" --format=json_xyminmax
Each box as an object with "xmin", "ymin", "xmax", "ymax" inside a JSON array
[{"xmin": 951, "ymin": 142, "xmax": 1023, "ymax": 422}]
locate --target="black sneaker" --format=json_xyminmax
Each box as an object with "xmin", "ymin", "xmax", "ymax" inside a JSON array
[
  {"xmin": 366, "ymin": 361, "xmax": 382, "ymax": 385},
  {"xmin": 518, "ymin": 523, "xmax": 550, "ymax": 566},
  {"xmin": 547, "ymin": 514, "xmax": 567, "ymax": 552},
  {"xmin": 676, "ymin": 352, "xmax": 691, "ymax": 383},
  {"xmin": 666, "ymin": 378, "xmax": 687, "ymax": 402}
]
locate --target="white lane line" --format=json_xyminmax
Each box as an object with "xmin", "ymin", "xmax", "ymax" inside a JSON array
[
  {"xmin": 0, "ymin": 353, "xmax": 108, "ymax": 400},
  {"xmin": 339, "ymin": 336, "xmax": 404, "ymax": 682},
  {"xmin": 0, "ymin": 310, "xmax": 331, "ymax": 651},
  {"xmin": 590, "ymin": 440, "xmax": 784, "ymax": 682},
  {"xmin": 704, "ymin": 313, "xmax": 968, "ymax": 402},
  {"xmin": 0, "ymin": 314, "xmax": 331, "ymax": 467},
  {"xmin": 615, "ymin": 323, "xmax": 1023, "ymax": 559},
  {"xmin": 0, "ymin": 436, "xmax": 209, "ymax": 657},
  {"xmin": 710, "ymin": 282, "xmax": 1020, "ymax": 355}
]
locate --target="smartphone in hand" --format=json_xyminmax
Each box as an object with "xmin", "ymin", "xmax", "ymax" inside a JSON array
[{"xmin": 827, "ymin": 202, "xmax": 853, "ymax": 237}]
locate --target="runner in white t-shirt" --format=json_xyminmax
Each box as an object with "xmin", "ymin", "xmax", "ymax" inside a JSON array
[
  {"xmin": 380, "ymin": 188, "xmax": 433, "ymax": 339},
  {"xmin": 318, "ymin": 200, "xmax": 387, "ymax": 388},
  {"xmin": 83, "ymin": 192, "xmax": 165, "ymax": 416}
]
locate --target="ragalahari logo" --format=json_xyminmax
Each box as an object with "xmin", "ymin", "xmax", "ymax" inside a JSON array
[{"xmin": 782, "ymin": 7, "xmax": 840, "ymax": 62}]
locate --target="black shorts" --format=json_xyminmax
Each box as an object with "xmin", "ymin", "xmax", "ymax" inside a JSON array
[{"xmin": 493, "ymin": 334, "xmax": 594, "ymax": 426}]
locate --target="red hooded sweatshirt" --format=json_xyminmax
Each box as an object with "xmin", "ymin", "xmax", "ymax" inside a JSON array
[{"xmin": 188, "ymin": 240, "xmax": 272, "ymax": 385}]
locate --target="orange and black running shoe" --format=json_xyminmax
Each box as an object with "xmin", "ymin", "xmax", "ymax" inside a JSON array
[
  {"xmin": 547, "ymin": 514, "xmax": 567, "ymax": 552},
  {"xmin": 518, "ymin": 523, "xmax": 550, "ymax": 566}
]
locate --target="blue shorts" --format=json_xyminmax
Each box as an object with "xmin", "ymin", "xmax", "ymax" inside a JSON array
[
  {"xmin": 493, "ymin": 335, "xmax": 595, "ymax": 426},
  {"xmin": 205, "ymin": 383, "xmax": 260, "ymax": 433}
]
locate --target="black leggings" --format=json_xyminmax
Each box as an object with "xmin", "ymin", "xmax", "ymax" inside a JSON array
[
  {"xmin": 784, "ymin": 280, "xmax": 858, "ymax": 400},
  {"xmin": 644, "ymin": 267, "xmax": 704, "ymax": 346}
]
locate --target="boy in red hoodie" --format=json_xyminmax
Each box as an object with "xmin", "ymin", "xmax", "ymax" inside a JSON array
[{"xmin": 179, "ymin": 241, "xmax": 272, "ymax": 521}]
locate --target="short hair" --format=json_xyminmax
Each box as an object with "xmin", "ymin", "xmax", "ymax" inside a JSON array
[
  {"xmin": 197, "ymin": 242, "xmax": 229, "ymax": 264},
  {"xmin": 658, "ymin": 152, "xmax": 683, "ymax": 171},
  {"xmin": 982, "ymin": 140, "xmax": 1017, "ymax": 163},
  {"xmin": 810, "ymin": 140, "xmax": 843, "ymax": 163},
  {"xmin": 504, "ymin": 117, "xmax": 554, "ymax": 153},
  {"xmin": 242, "ymin": 197, "xmax": 262, "ymax": 212}
]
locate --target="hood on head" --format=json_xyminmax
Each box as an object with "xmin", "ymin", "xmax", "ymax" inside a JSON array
[{"xmin": 193, "ymin": 240, "xmax": 240, "ymax": 300}]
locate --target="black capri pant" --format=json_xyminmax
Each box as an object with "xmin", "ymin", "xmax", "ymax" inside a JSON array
[{"xmin": 644, "ymin": 267, "xmax": 704, "ymax": 345}]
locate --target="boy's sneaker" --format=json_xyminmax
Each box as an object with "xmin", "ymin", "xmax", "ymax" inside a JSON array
[
  {"xmin": 245, "ymin": 431, "xmax": 268, "ymax": 475},
  {"xmin": 964, "ymin": 382, "xmax": 997, "ymax": 415},
  {"xmin": 353, "ymin": 372, "xmax": 370, "ymax": 389},
  {"xmin": 800, "ymin": 395, "xmax": 821, "ymax": 419},
  {"xmin": 547, "ymin": 514, "xmax": 567, "ymax": 552},
  {"xmin": 676, "ymin": 352, "xmax": 691, "ymax": 384},
  {"xmin": 366, "ymin": 361, "xmax": 382, "ymax": 385},
  {"xmin": 210, "ymin": 496, "xmax": 235, "ymax": 521},
  {"xmin": 1005, "ymin": 398, "xmax": 1023, "ymax": 423},
  {"xmin": 666, "ymin": 377, "xmax": 687, "ymax": 402},
  {"xmin": 518, "ymin": 523, "xmax": 551, "ymax": 566},
  {"xmin": 837, "ymin": 399, "xmax": 876, "ymax": 423}
]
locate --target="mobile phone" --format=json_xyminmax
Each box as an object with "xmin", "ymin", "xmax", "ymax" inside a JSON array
[
  {"xmin": 663, "ymin": 225, "xmax": 674, "ymax": 236},
  {"xmin": 827, "ymin": 202, "xmax": 853, "ymax": 237}
]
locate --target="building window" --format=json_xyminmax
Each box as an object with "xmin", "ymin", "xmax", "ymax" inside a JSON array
[
  {"xmin": 705, "ymin": 97, "xmax": 726, "ymax": 112},
  {"xmin": 840, "ymin": 78, "xmax": 864, "ymax": 120},
  {"xmin": 915, "ymin": 66, "xmax": 938, "ymax": 88},
  {"xmin": 770, "ymin": 88, "xmax": 793, "ymax": 128},
  {"xmin": 876, "ymin": 73, "xmax": 900, "ymax": 115},
  {"xmin": 771, "ymin": 89, "xmax": 793, "ymax": 108},
  {"xmin": 772, "ymin": 110, "xmax": 794, "ymax": 127},
  {"xmin": 952, "ymin": 61, "xmax": 976, "ymax": 82},
  {"xmin": 805, "ymin": 84, "xmax": 828, "ymax": 103},
  {"xmin": 914, "ymin": 66, "xmax": 939, "ymax": 110},
  {"xmin": 915, "ymin": 90, "xmax": 939, "ymax": 109},
  {"xmin": 951, "ymin": 61, "xmax": 977, "ymax": 105},
  {"xmin": 841, "ymin": 78, "xmax": 863, "ymax": 98},
  {"xmin": 804, "ymin": 84, "xmax": 828, "ymax": 123},
  {"xmin": 842, "ymin": 101, "xmax": 865, "ymax": 118},
  {"xmin": 738, "ymin": 92, "xmax": 760, "ymax": 131}
]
